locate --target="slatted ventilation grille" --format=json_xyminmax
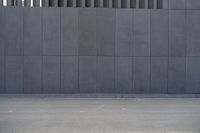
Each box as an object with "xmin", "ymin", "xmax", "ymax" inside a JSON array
[{"xmin": 1, "ymin": 0, "xmax": 164, "ymax": 9}]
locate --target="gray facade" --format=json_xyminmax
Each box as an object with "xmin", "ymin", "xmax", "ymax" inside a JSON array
[{"xmin": 0, "ymin": 0, "xmax": 200, "ymax": 94}]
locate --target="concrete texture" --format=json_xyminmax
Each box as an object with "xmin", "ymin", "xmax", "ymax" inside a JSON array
[
  {"xmin": 4, "ymin": 7, "xmax": 23, "ymax": 56},
  {"xmin": 23, "ymin": 7, "xmax": 42, "ymax": 56},
  {"xmin": 5, "ymin": 56, "xmax": 23, "ymax": 93},
  {"xmin": 97, "ymin": 8, "xmax": 115, "ymax": 56},
  {"xmin": 43, "ymin": 7, "xmax": 60, "ymax": 55},
  {"xmin": 133, "ymin": 9, "xmax": 150, "ymax": 56},
  {"xmin": 116, "ymin": 9, "xmax": 132, "ymax": 56},
  {"xmin": 150, "ymin": 57, "xmax": 168, "ymax": 93},
  {"xmin": 169, "ymin": 0, "xmax": 186, "ymax": 9},
  {"xmin": 79, "ymin": 56, "xmax": 97, "ymax": 93},
  {"xmin": 150, "ymin": 10, "xmax": 168, "ymax": 57},
  {"xmin": 97, "ymin": 56, "xmax": 115, "ymax": 93},
  {"xmin": 169, "ymin": 10, "xmax": 186, "ymax": 57},
  {"xmin": 115, "ymin": 57, "xmax": 132, "ymax": 93},
  {"xmin": 187, "ymin": 0, "xmax": 200, "ymax": 9},
  {"xmin": 186, "ymin": 10, "xmax": 200, "ymax": 56},
  {"xmin": 133, "ymin": 57, "xmax": 150, "ymax": 93},
  {"xmin": 24, "ymin": 56, "xmax": 42, "ymax": 93},
  {"xmin": 168, "ymin": 57, "xmax": 185, "ymax": 93},
  {"xmin": 0, "ymin": 8, "xmax": 4, "ymax": 56},
  {"xmin": 0, "ymin": 3, "xmax": 200, "ymax": 94},
  {"xmin": 186, "ymin": 58, "xmax": 200, "ymax": 94},
  {"xmin": 43, "ymin": 56, "xmax": 60, "ymax": 93},
  {"xmin": 0, "ymin": 97, "xmax": 200, "ymax": 133},
  {"xmin": 61, "ymin": 8, "xmax": 78, "ymax": 55},
  {"xmin": 61, "ymin": 56, "xmax": 78, "ymax": 93},
  {"xmin": 0, "ymin": 56, "xmax": 5, "ymax": 93},
  {"xmin": 78, "ymin": 8, "xmax": 96, "ymax": 56}
]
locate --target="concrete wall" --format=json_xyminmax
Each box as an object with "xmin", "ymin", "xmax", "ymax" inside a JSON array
[{"xmin": 0, "ymin": 0, "xmax": 200, "ymax": 94}]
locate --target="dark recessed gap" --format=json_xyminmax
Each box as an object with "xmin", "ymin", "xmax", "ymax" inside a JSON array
[
  {"xmin": 121, "ymin": 0, "xmax": 127, "ymax": 8},
  {"xmin": 14, "ymin": 0, "xmax": 17, "ymax": 6},
  {"xmin": 33, "ymin": 0, "xmax": 40, "ymax": 6},
  {"xmin": 76, "ymin": 0, "xmax": 82, "ymax": 7},
  {"xmin": 157, "ymin": 0, "xmax": 162, "ymax": 9},
  {"xmin": 95, "ymin": 0, "xmax": 100, "ymax": 8},
  {"xmin": 32, "ymin": 0, "xmax": 36, "ymax": 6},
  {"xmin": 103, "ymin": 0, "xmax": 109, "ymax": 8},
  {"xmin": 49, "ymin": 0, "xmax": 54, "ymax": 6},
  {"xmin": 130, "ymin": 0, "xmax": 136, "ymax": 8},
  {"xmin": 85, "ymin": 0, "xmax": 91, "ymax": 7},
  {"xmin": 49, "ymin": 0, "xmax": 58, "ymax": 6},
  {"xmin": 148, "ymin": 0, "xmax": 153, "ymax": 8},
  {"xmin": 16, "ymin": 0, "xmax": 22, "ymax": 6},
  {"xmin": 58, "ymin": 0, "xmax": 64, "ymax": 7},
  {"xmin": 112, "ymin": 0, "xmax": 117, "ymax": 8},
  {"xmin": 42, "ymin": 0, "xmax": 46, "ymax": 6},
  {"xmin": 139, "ymin": 0, "xmax": 145, "ymax": 8},
  {"xmin": 11, "ymin": 0, "xmax": 15, "ymax": 6},
  {"xmin": 67, "ymin": 0, "xmax": 73, "ymax": 7}
]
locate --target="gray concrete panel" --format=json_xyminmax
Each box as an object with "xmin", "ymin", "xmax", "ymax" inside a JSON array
[
  {"xmin": 78, "ymin": 9, "xmax": 96, "ymax": 56},
  {"xmin": 24, "ymin": 7, "xmax": 42, "ymax": 56},
  {"xmin": 133, "ymin": 9, "xmax": 150, "ymax": 56},
  {"xmin": 115, "ymin": 57, "xmax": 132, "ymax": 93},
  {"xmin": 0, "ymin": 8, "xmax": 4, "ymax": 56},
  {"xmin": 61, "ymin": 56, "xmax": 78, "ymax": 93},
  {"xmin": 43, "ymin": 56, "xmax": 60, "ymax": 93},
  {"xmin": 1, "ymin": 6, "xmax": 200, "ymax": 94},
  {"xmin": 0, "ymin": 56, "xmax": 5, "ymax": 93},
  {"xmin": 4, "ymin": 7, "xmax": 23, "ymax": 56},
  {"xmin": 150, "ymin": 10, "xmax": 168, "ymax": 57},
  {"xmin": 97, "ymin": 9, "xmax": 115, "ymax": 56},
  {"xmin": 97, "ymin": 56, "xmax": 114, "ymax": 93},
  {"xmin": 187, "ymin": 0, "xmax": 200, "ymax": 9},
  {"xmin": 153, "ymin": 0, "xmax": 157, "ymax": 9},
  {"xmin": 163, "ymin": 0, "xmax": 169, "ymax": 9},
  {"xmin": 79, "ymin": 56, "xmax": 96, "ymax": 93},
  {"xmin": 61, "ymin": 8, "xmax": 78, "ymax": 55},
  {"xmin": 118, "ymin": 0, "xmax": 122, "ymax": 8},
  {"xmin": 82, "ymin": 0, "xmax": 86, "ymax": 7},
  {"xmin": 115, "ymin": 9, "xmax": 132, "ymax": 57},
  {"xmin": 168, "ymin": 57, "xmax": 185, "ymax": 94},
  {"xmin": 43, "ymin": 7, "xmax": 60, "ymax": 55},
  {"xmin": 73, "ymin": 0, "xmax": 77, "ymax": 7},
  {"xmin": 24, "ymin": 56, "xmax": 42, "ymax": 93},
  {"xmin": 150, "ymin": 57, "xmax": 168, "ymax": 93},
  {"xmin": 169, "ymin": 10, "xmax": 186, "ymax": 57},
  {"xmin": 186, "ymin": 10, "xmax": 200, "ymax": 56},
  {"xmin": 133, "ymin": 57, "xmax": 150, "ymax": 93},
  {"xmin": 169, "ymin": 0, "xmax": 186, "ymax": 9},
  {"xmin": 6, "ymin": 56, "xmax": 23, "ymax": 93},
  {"xmin": 186, "ymin": 57, "xmax": 200, "ymax": 93}
]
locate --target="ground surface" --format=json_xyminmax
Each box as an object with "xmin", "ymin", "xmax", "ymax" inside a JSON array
[{"xmin": 0, "ymin": 96, "xmax": 200, "ymax": 133}]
